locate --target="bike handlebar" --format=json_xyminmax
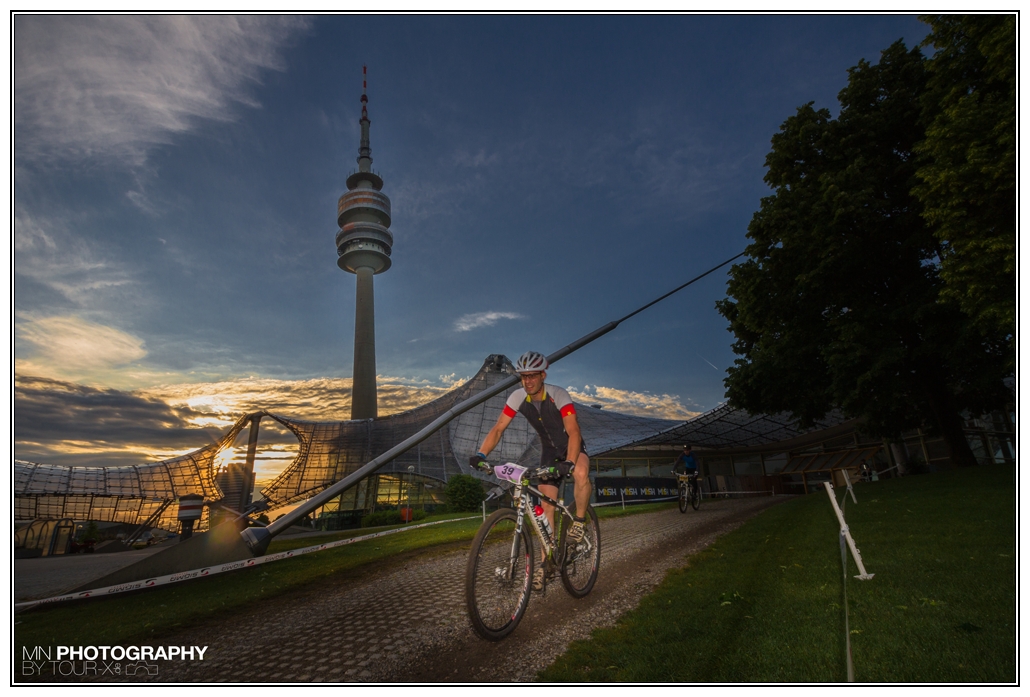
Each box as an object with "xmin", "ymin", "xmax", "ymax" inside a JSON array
[{"xmin": 473, "ymin": 460, "xmax": 572, "ymax": 481}]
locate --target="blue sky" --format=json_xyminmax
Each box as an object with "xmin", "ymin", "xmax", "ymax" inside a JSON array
[{"xmin": 13, "ymin": 14, "xmax": 932, "ymax": 480}]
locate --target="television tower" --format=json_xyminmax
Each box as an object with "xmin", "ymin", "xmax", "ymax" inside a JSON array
[{"xmin": 336, "ymin": 66, "xmax": 393, "ymax": 420}]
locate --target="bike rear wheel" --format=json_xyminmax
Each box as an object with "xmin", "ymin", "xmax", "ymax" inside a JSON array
[
  {"xmin": 557, "ymin": 505, "xmax": 600, "ymax": 598},
  {"xmin": 691, "ymin": 482, "xmax": 701, "ymax": 510},
  {"xmin": 678, "ymin": 483, "xmax": 689, "ymax": 513},
  {"xmin": 465, "ymin": 508, "xmax": 533, "ymax": 641}
]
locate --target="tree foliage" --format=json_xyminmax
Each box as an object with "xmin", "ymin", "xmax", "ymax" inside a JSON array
[
  {"xmin": 445, "ymin": 474, "xmax": 485, "ymax": 513},
  {"xmin": 915, "ymin": 15, "xmax": 1016, "ymax": 352},
  {"xmin": 717, "ymin": 39, "xmax": 1011, "ymax": 467}
]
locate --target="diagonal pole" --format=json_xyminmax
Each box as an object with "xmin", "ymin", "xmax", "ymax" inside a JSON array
[{"xmin": 242, "ymin": 253, "xmax": 745, "ymax": 555}]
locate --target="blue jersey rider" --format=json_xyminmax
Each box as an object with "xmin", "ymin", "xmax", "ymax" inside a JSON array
[{"xmin": 675, "ymin": 444, "xmax": 699, "ymax": 493}]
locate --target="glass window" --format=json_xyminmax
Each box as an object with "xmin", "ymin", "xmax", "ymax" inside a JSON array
[
  {"xmin": 650, "ymin": 456, "xmax": 678, "ymax": 478},
  {"xmin": 375, "ymin": 474, "xmax": 401, "ymax": 506},
  {"xmin": 595, "ymin": 459, "xmax": 623, "ymax": 477},
  {"xmin": 624, "ymin": 459, "xmax": 649, "ymax": 477},
  {"xmin": 706, "ymin": 457, "xmax": 732, "ymax": 476},
  {"xmin": 733, "ymin": 456, "xmax": 764, "ymax": 476},
  {"xmin": 763, "ymin": 453, "xmax": 788, "ymax": 473}
]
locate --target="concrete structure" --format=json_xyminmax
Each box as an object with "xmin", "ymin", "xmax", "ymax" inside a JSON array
[{"xmin": 336, "ymin": 66, "xmax": 393, "ymax": 420}]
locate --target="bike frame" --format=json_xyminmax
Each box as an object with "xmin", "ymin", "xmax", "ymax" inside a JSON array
[
  {"xmin": 678, "ymin": 472, "xmax": 700, "ymax": 494},
  {"xmin": 508, "ymin": 477, "xmax": 574, "ymax": 565}
]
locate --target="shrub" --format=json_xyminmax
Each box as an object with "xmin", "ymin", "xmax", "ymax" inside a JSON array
[
  {"xmin": 360, "ymin": 509, "xmax": 427, "ymax": 528},
  {"xmin": 445, "ymin": 474, "xmax": 485, "ymax": 513},
  {"xmin": 77, "ymin": 521, "xmax": 100, "ymax": 542}
]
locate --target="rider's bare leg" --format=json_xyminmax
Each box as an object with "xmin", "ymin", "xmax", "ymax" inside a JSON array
[{"xmin": 573, "ymin": 452, "xmax": 591, "ymax": 521}]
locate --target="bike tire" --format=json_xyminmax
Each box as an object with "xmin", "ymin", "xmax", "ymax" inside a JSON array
[
  {"xmin": 557, "ymin": 505, "xmax": 600, "ymax": 598},
  {"xmin": 678, "ymin": 483, "xmax": 689, "ymax": 513},
  {"xmin": 691, "ymin": 483, "xmax": 701, "ymax": 511},
  {"xmin": 465, "ymin": 508, "xmax": 534, "ymax": 641}
]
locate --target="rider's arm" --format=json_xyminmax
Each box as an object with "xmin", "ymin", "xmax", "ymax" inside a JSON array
[
  {"xmin": 562, "ymin": 411, "xmax": 582, "ymax": 464},
  {"xmin": 478, "ymin": 410, "xmax": 514, "ymax": 458}
]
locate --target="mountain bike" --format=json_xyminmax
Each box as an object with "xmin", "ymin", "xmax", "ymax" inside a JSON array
[
  {"xmin": 465, "ymin": 461, "xmax": 600, "ymax": 641},
  {"xmin": 678, "ymin": 473, "xmax": 701, "ymax": 512}
]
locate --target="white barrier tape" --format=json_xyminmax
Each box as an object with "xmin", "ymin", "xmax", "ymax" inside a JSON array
[
  {"xmin": 593, "ymin": 496, "xmax": 679, "ymax": 507},
  {"xmin": 593, "ymin": 490, "xmax": 774, "ymax": 508},
  {"xmin": 15, "ymin": 516, "xmax": 474, "ymax": 610}
]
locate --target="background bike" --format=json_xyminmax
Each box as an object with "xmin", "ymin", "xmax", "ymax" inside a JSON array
[
  {"xmin": 465, "ymin": 461, "xmax": 600, "ymax": 641},
  {"xmin": 678, "ymin": 473, "xmax": 701, "ymax": 512}
]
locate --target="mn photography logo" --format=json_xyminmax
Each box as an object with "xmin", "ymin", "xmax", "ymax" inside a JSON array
[{"xmin": 21, "ymin": 645, "xmax": 207, "ymax": 678}]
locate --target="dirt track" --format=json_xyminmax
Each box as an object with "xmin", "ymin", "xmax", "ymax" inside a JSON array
[{"xmin": 33, "ymin": 497, "xmax": 786, "ymax": 683}]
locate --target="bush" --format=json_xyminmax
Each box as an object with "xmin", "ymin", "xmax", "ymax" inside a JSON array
[
  {"xmin": 77, "ymin": 521, "xmax": 100, "ymax": 542},
  {"xmin": 360, "ymin": 509, "xmax": 427, "ymax": 528},
  {"xmin": 445, "ymin": 475, "xmax": 485, "ymax": 513}
]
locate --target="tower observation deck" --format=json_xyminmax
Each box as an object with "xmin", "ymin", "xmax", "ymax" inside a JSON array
[{"xmin": 337, "ymin": 66, "xmax": 393, "ymax": 420}]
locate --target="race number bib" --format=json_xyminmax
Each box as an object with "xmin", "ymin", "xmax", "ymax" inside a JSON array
[{"xmin": 494, "ymin": 463, "xmax": 527, "ymax": 483}]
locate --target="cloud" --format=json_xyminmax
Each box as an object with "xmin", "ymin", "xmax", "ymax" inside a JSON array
[
  {"xmin": 17, "ymin": 315, "xmax": 147, "ymax": 374},
  {"xmin": 14, "ymin": 375, "xmax": 222, "ymax": 463},
  {"xmin": 13, "ymin": 373, "xmax": 462, "ymax": 482},
  {"xmin": 14, "ymin": 15, "xmax": 310, "ymax": 167},
  {"xmin": 142, "ymin": 375, "xmax": 456, "ymax": 426},
  {"xmin": 452, "ymin": 148, "xmax": 499, "ymax": 168},
  {"xmin": 568, "ymin": 385, "xmax": 701, "ymax": 421},
  {"xmin": 454, "ymin": 311, "xmax": 526, "ymax": 332},
  {"xmin": 14, "ymin": 209, "xmax": 133, "ymax": 305}
]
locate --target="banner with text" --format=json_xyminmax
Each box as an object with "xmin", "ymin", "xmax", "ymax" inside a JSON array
[{"xmin": 594, "ymin": 477, "xmax": 678, "ymax": 504}]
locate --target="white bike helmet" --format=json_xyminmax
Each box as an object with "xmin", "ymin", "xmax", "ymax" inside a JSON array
[{"xmin": 514, "ymin": 351, "xmax": 548, "ymax": 374}]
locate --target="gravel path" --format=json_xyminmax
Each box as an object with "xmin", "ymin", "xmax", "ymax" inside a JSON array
[{"xmin": 32, "ymin": 497, "xmax": 785, "ymax": 683}]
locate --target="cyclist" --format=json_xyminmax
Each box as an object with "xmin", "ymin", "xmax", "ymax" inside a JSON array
[
  {"xmin": 675, "ymin": 444, "xmax": 700, "ymax": 498},
  {"xmin": 470, "ymin": 351, "xmax": 591, "ymax": 591}
]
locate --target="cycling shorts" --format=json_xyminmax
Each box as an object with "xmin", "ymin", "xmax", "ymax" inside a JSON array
[{"xmin": 538, "ymin": 442, "xmax": 588, "ymax": 485}]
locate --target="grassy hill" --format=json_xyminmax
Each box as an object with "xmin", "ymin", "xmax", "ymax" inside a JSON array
[{"xmin": 539, "ymin": 464, "xmax": 1016, "ymax": 683}]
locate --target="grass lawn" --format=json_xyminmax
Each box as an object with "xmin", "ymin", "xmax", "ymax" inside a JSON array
[{"xmin": 538, "ymin": 464, "xmax": 1016, "ymax": 683}]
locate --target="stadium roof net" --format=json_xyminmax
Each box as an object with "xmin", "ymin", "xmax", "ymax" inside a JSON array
[{"xmin": 15, "ymin": 354, "xmax": 850, "ymax": 529}]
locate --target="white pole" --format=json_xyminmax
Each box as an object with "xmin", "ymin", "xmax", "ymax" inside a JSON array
[
  {"xmin": 482, "ymin": 500, "xmax": 486, "ymax": 522},
  {"xmin": 841, "ymin": 531, "xmax": 855, "ymax": 682},
  {"xmin": 845, "ymin": 473, "xmax": 858, "ymax": 504},
  {"xmin": 823, "ymin": 482, "xmax": 874, "ymax": 580}
]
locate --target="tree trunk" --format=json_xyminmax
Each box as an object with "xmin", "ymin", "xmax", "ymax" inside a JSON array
[
  {"xmin": 889, "ymin": 442, "xmax": 910, "ymax": 476},
  {"xmin": 924, "ymin": 385, "xmax": 979, "ymax": 468}
]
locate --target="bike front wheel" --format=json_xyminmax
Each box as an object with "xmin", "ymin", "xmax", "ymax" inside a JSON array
[
  {"xmin": 678, "ymin": 483, "xmax": 689, "ymax": 513},
  {"xmin": 465, "ymin": 508, "xmax": 533, "ymax": 641},
  {"xmin": 557, "ymin": 505, "xmax": 600, "ymax": 598}
]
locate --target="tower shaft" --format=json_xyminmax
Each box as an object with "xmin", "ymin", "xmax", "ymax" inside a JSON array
[{"xmin": 352, "ymin": 266, "xmax": 377, "ymax": 419}]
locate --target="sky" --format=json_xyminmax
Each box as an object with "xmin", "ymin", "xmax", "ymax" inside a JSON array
[{"xmin": 13, "ymin": 14, "xmax": 933, "ymax": 489}]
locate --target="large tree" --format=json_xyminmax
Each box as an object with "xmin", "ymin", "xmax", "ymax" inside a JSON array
[
  {"xmin": 717, "ymin": 41, "xmax": 1010, "ymax": 468},
  {"xmin": 915, "ymin": 15, "xmax": 1016, "ymax": 359}
]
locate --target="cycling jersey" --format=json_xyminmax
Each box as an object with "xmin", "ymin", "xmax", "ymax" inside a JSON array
[
  {"xmin": 677, "ymin": 452, "xmax": 698, "ymax": 473},
  {"xmin": 503, "ymin": 384, "xmax": 586, "ymax": 463}
]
